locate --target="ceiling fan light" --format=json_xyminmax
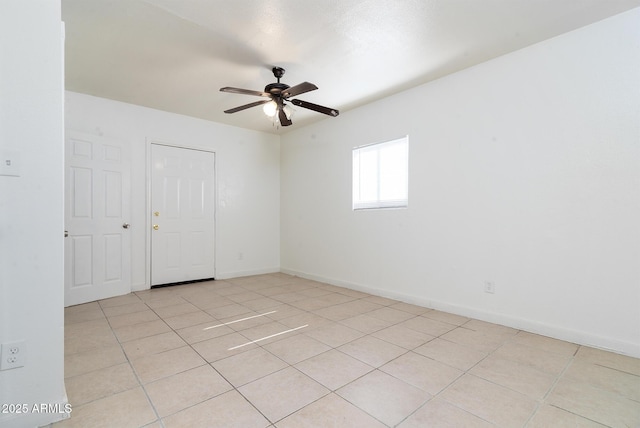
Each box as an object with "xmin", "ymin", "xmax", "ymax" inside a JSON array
[{"xmin": 262, "ymin": 101, "xmax": 277, "ymax": 117}]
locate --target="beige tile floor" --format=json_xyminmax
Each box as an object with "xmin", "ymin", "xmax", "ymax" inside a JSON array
[{"xmin": 49, "ymin": 273, "xmax": 640, "ymax": 428}]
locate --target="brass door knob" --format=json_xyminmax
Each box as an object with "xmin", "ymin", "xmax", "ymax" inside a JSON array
[{"xmin": 153, "ymin": 224, "xmax": 159, "ymax": 230}]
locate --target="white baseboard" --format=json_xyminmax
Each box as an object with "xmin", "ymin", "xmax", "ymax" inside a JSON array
[
  {"xmin": 281, "ymin": 268, "xmax": 640, "ymax": 358},
  {"xmin": 217, "ymin": 267, "xmax": 281, "ymax": 280}
]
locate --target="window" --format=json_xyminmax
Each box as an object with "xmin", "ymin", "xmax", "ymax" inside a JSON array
[{"xmin": 352, "ymin": 136, "xmax": 408, "ymax": 210}]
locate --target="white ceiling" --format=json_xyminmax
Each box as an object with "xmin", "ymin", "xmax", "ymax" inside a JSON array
[{"xmin": 63, "ymin": 0, "xmax": 640, "ymax": 134}]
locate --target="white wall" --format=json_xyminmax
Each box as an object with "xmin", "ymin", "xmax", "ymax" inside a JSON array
[
  {"xmin": 65, "ymin": 92, "xmax": 281, "ymax": 288},
  {"xmin": 0, "ymin": 1, "xmax": 67, "ymax": 427},
  {"xmin": 281, "ymin": 9, "xmax": 640, "ymax": 357}
]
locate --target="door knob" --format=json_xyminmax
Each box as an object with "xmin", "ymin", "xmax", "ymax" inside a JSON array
[
  {"xmin": 64, "ymin": 230, "xmax": 68, "ymax": 238},
  {"xmin": 122, "ymin": 223, "xmax": 130, "ymax": 229},
  {"xmin": 153, "ymin": 224, "xmax": 159, "ymax": 230}
]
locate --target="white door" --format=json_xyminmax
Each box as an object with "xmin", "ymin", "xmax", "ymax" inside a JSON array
[
  {"xmin": 64, "ymin": 132, "xmax": 131, "ymax": 306},
  {"xmin": 151, "ymin": 144, "xmax": 215, "ymax": 286}
]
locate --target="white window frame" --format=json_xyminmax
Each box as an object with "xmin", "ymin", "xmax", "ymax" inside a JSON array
[{"xmin": 352, "ymin": 136, "xmax": 409, "ymax": 210}]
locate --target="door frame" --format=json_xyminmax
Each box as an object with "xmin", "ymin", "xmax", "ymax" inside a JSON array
[{"xmin": 145, "ymin": 139, "xmax": 217, "ymax": 288}]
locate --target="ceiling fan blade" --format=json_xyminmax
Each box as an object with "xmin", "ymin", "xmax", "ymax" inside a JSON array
[
  {"xmin": 281, "ymin": 82, "xmax": 318, "ymax": 99},
  {"xmin": 291, "ymin": 99, "xmax": 339, "ymax": 117},
  {"xmin": 278, "ymin": 108, "xmax": 293, "ymax": 126},
  {"xmin": 220, "ymin": 87, "xmax": 270, "ymax": 97},
  {"xmin": 275, "ymin": 99, "xmax": 292, "ymax": 126},
  {"xmin": 224, "ymin": 99, "xmax": 272, "ymax": 114}
]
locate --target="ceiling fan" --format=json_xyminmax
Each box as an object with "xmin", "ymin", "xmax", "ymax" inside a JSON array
[{"xmin": 220, "ymin": 67, "xmax": 339, "ymax": 127}]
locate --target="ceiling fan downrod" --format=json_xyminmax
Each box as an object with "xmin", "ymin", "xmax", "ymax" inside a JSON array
[
  {"xmin": 265, "ymin": 67, "xmax": 289, "ymax": 95},
  {"xmin": 272, "ymin": 66, "xmax": 285, "ymax": 83}
]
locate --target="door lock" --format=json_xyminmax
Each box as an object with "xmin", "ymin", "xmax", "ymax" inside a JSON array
[
  {"xmin": 153, "ymin": 224, "xmax": 159, "ymax": 230},
  {"xmin": 122, "ymin": 223, "xmax": 130, "ymax": 229}
]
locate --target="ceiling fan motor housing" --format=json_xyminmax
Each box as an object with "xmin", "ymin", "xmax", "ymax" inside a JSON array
[{"xmin": 264, "ymin": 82, "xmax": 289, "ymax": 95}]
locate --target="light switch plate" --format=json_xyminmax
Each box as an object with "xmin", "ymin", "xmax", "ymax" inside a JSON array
[{"xmin": 0, "ymin": 149, "xmax": 21, "ymax": 177}]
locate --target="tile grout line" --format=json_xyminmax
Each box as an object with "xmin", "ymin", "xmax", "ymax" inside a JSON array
[
  {"xmin": 145, "ymin": 288, "xmax": 254, "ymax": 425},
  {"xmin": 62, "ymin": 274, "xmax": 636, "ymax": 427},
  {"xmin": 144, "ymin": 294, "xmax": 244, "ymax": 426},
  {"xmin": 71, "ymin": 293, "xmax": 465, "ymax": 425},
  {"xmin": 65, "ymin": 281, "xmax": 288, "ymax": 426},
  {"xmin": 525, "ymin": 344, "xmax": 581, "ymax": 427},
  {"xmin": 396, "ymin": 328, "xmax": 528, "ymax": 427},
  {"xmin": 64, "ymin": 297, "xmax": 164, "ymax": 426},
  {"xmin": 112, "ymin": 298, "xmax": 167, "ymax": 428},
  {"xmin": 65, "ymin": 302, "xmax": 139, "ymax": 408},
  {"xmin": 244, "ymin": 298, "xmax": 393, "ymax": 427},
  {"xmin": 165, "ymin": 281, "xmax": 310, "ymax": 427},
  {"xmin": 192, "ymin": 280, "xmax": 328, "ymax": 427}
]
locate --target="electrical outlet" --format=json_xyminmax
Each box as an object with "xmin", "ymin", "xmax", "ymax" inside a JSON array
[
  {"xmin": 484, "ymin": 281, "xmax": 495, "ymax": 294},
  {"xmin": 1, "ymin": 341, "xmax": 26, "ymax": 370}
]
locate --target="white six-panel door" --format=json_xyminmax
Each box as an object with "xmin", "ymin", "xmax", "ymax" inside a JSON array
[
  {"xmin": 150, "ymin": 144, "xmax": 215, "ymax": 286},
  {"xmin": 64, "ymin": 132, "xmax": 131, "ymax": 306}
]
